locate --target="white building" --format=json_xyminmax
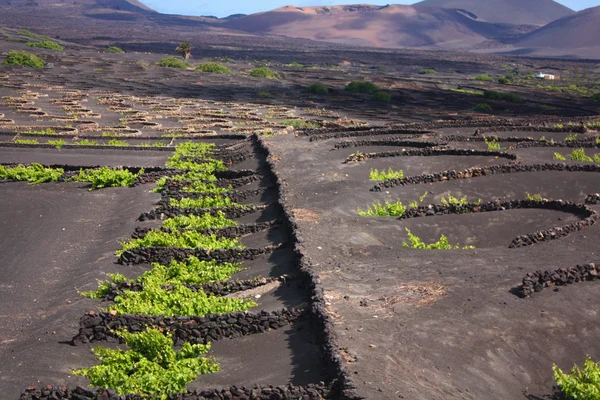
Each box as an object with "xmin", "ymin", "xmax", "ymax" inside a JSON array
[{"xmin": 535, "ymin": 72, "xmax": 556, "ymax": 80}]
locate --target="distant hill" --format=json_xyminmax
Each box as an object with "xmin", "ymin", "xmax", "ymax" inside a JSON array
[
  {"xmin": 514, "ymin": 6, "xmax": 600, "ymax": 49},
  {"xmin": 223, "ymin": 4, "xmax": 531, "ymax": 49},
  {"xmin": 223, "ymin": 14, "xmax": 247, "ymax": 21},
  {"xmin": 414, "ymin": 0, "xmax": 574, "ymax": 26},
  {"xmin": 0, "ymin": 0, "xmax": 156, "ymax": 13}
]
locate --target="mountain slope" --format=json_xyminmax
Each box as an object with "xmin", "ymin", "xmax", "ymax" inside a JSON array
[
  {"xmin": 514, "ymin": 6, "xmax": 600, "ymax": 49},
  {"xmin": 0, "ymin": 0, "xmax": 156, "ymax": 12},
  {"xmin": 223, "ymin": 4, "xmax": 525, "ymax": 49},
  {"xmin": 414, "ymin": 0, "xmax": 574, "ymax": 26}
]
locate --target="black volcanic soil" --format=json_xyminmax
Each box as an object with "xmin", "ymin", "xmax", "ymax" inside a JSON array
[
  {"xmin": 0, "ymin": 182, "xmax": 159, "ymax": 396},
  {"xmin": 263, "ymin": 131, "xmax": 600, "ymax": 400}
]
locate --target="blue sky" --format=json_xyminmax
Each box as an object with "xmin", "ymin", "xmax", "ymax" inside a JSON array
[{"xmin": 141, "ymin": 0, "xmax": 598, "ymax": 17}]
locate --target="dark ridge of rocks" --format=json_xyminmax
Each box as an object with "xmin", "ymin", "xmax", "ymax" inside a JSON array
[
  {"xmin": 302, "ymin": 119, "xmax": 597, "ymax": 142},
  {"xmin": 254, "ymin": 136, "xmax": 364, "ymax": 400},
  {"xmin": 440, "ymin": 135, "xmax": 538, "ymax": 142},
  {"xmin": 71, "ymin": 308, "xmax": 306, "ymax": 346},
  {"xmin": 131, "ymin": 221, "xmax": 279, "ymax": 240},
  {"xmin": 334, "ymin": 139, "xmax": 441, "ymax": 150},
  {"xmin": 117, "ymin": 244, "xmax": 282, "ymax": 266},
  {"xmin": 509, "ymin": 213, "xmax": 598, "ymax": 248},
  {"xmin": 400, "ymin": 199, "xmax": 593, "ymax": 219},
  {"xmin": 510, "ymin": 141, "xmax": 600, "ymax": 150},
  {"xmin": 138, "ymin": 204, "xmax": 266, "ymax": 221},
  {"xmin": 347, "ymin": 148, "xmax": 517, "ymax": 163},
  {"xmin": 585, "ymin": 193, "xmax": 600, "ymax": 204},
  {"xmin": 20, "ymin": 382, "xmax": 334, "ymax": 399},
  {"xmin": 520, "ymin": 263, "xmax": 599, "ymax": 297},
  {"xmin": 213, "ymin": 169, "xmax": 256, "ymax": 180},
  {"xmin": 372, "ymin": 163, "xmax": 600, "ymax": 190},
  {"xmin": 308, "ymin": 128, "xmax": 433, "ymax": 141}
]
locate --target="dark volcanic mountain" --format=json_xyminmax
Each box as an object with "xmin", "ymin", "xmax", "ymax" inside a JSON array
[
  {"xmin": 223, "ymin": 4, "xmax": 533, "ymax": 49},
  {"xmin": 414, "ymin": 0, "xmax": 574, "ymax": 26},
  {"xmin": 0, "ymin": 0, "xmax": 156, "ymax": 12},
  {"xmin": 514, "ymin": 6, "xmax": 600, "ymax": 49}
]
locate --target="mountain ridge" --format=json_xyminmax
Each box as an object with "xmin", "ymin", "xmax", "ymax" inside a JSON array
[{"xmin": 414, "ymin": 0, "xmax": 574, "ymax": 26}]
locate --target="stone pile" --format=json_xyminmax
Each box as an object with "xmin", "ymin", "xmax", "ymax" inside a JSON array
[
  {"xmin": 521, "ymin": 263, "xmax": 599, "ymax": 296},
  {"xmin": 117, "ymin": 245, "xmax": 281, "ymax": 265},
  {"xmin": 21, "ymin": 383, "xmax": 333, "ymax": 400},
  {"xmin": 138, "ymin": 204, "xmax": 264, "ymax": 221},
  {"xmin": 373, "ymin": 163, "xmax": 600, "ymax": 190},
  {"xmin": 72, "ymin": 309, "xmax": 305, "ymax": 345},
  {"xmin": 585, "ymin": 193, "xmax": 600, "ymax": 204}
]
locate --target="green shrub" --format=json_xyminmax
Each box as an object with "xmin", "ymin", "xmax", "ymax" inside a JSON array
[
  {"xmin": 475, "ymin": 75, "xmax": 494, "ymax": 82},
  {"xmin": 484, "ymin": 137, "xmax": 502, "ymax": 150},
  {"xmin": 156, "ymin": 57, "xmax": 189, "ymax": 69},
  {"xmin": 418, "ymin": 69, "xmax": 436, "ymax": 74},
  {"xmin": 48, "ymin": 139, "xmax": 66, "ymax": 149},
  {"xmin": 358, "ymin": 200, "xmax": 406, "ymax": 217},
  {"xmin": 21, "ymin": 128, "xmax": 57, "ymax": 135},
  {"xmin": 19, "ymin": 29, "xmax": 39, "ymax": 38},
  {"xmin": 307, "ymin": 83, "xmax": 329, "ymax": 95},
  {"xmin": 165, "ymin": 160, "xmax": 225, "ymax": 175},
  {"xmin": 257, "ymin": 92, "xmax": 272, "ymax": 98},
  {"xmin": 553, "ymin": 357, "xmax": 600, "ymax": 400},
  {"xmin": 474, "ymin": 103, "xmax": 492, "ymax": 113},
  {"xmin": 107, "ymin": 139, "xmax": 129, "ymax": 146},
  {"xmin": 107, "ymin": 46, "xmax": 125, "ymax": 53},
  {"xmin": 554, "ymin": 152, "xmax": 567, "ymax": 161},
  {"xmin": 526, "ymin": 193, "xmax": 544, "ymax": 201},
  {"xmin": 170, "ymin": 195, "xmax": 234, "ymax": 209},
  {"xmin": 449, "ymin": 88, "xmax": 483, "ymax": 96},
  {"xmin": 570, "ymin": 148, "xmax": 594, "ymax": 162},
  {"xmin": 0, "ymin": 163, "xmax": 63, "ymax": 184},
  {"xmin": 498, "ymin": 78, "xmax": 511, "ymax": 85},
  {"xmin": 196, "ymin": 62, "xmax": 231, "ymax": 74},
  {"xmin": 369, "ymin": 168, "xmax": 404, "ymax": 180},
  {"xmin": 117, "ymin": 230, "xmax": 241, "ymax": 256},
  {"xmin": 402, "ymin": 228, "xmax": 474, "ymax": 250},
  {"xmin": 14, "ymin": 139, "xmax": 39, "ymax": 144},
  {"xmin": 72, "ymin": 328, "xmax": 220, "ymax": 398},
  {"xmin": 103, "ymin": 274, "xmax": 254, "ymax": 317},
  {"xmin": 2, "ymin": 51, "xmax": 45, "ymax": 68},
  {"xmin": 440, "ymin": 195, "xmax": 469, "ymax": 206},
  {"xmin": 483, "ymin": 90, "xmax": 524, "ymax": 103},
  {"xmin": 565, "ymin": 132, "xmax": 578, "ymax": 142},
  {"xmin": 289, "ymin": 62, "xmax": 303, "ymax": 68},
  {"xmin": 372, "ymin": 91, "xmax": 391, "ymax": 102},
  {"xmin": 250, "ymin": 67, "xmax": 280, "ymax": 79},
  {"xmin": 163, "ymin": 211, "xmax": 236, "ymax": 230},
  {"xmin": 171, "ymin": 141, "xmax": 214, "ymax": 158},
  {"xmin": 139, "ymin": 142, "xmax": 167, "ymax": 148},
  {"xmin": 592, "ymin": 93, "xmax": 600, "ymax": 102},
  {"xmin": 85, "ymin": 257, "xmax": 242, "ymax": 300},
  {"xmin": 280, "ymin": 119, "xmax": 321, "ymax": 129},
  {"xmin": 345, "ymin": 81, "xmax": 379, "ymax": 93},
  {"xmin": 25, "ymin": 40, "xmax": 64, "ymax": 50},
  {"xmin": 75, "ymin": 139, "xmax": 98, "ymax": 146},
  {"xmin": 74, "ymin": 167, "xmax": 142, "ymax": 190}
]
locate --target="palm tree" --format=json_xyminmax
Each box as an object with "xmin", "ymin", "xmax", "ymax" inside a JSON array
[{"xmin": 176, "ymin": 42, "xmax": 192, "ymax": 60}]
